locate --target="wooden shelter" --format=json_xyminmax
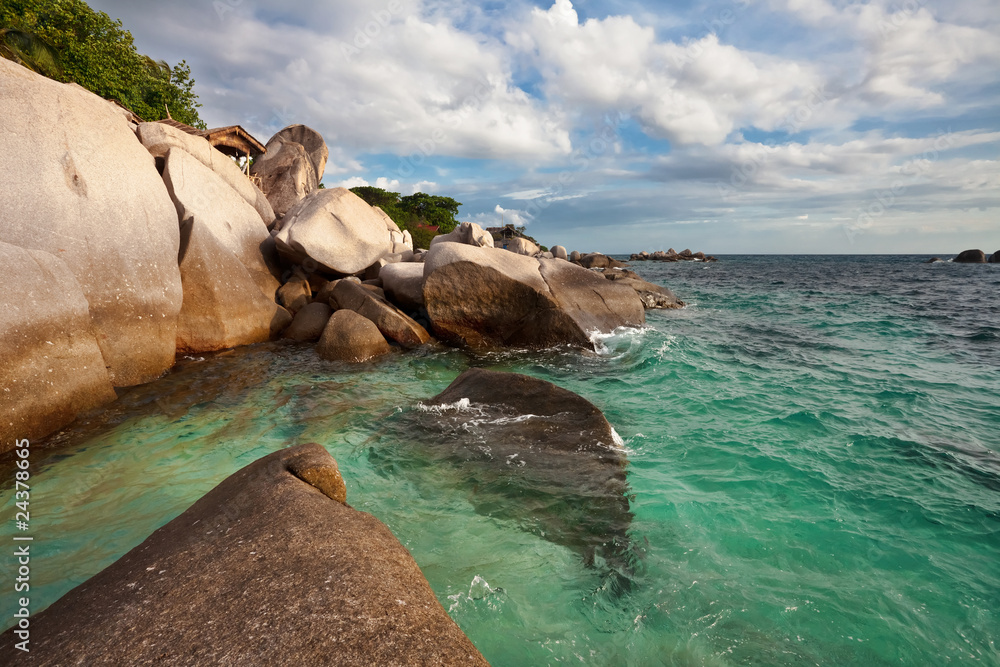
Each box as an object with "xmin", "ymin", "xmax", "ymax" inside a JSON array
[{"xmin": 154, "ymin": 118, "xmax": 266, "ymax": 164}]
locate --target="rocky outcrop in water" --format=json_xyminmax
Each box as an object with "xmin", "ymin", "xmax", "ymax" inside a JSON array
[
  {"xmin": 602, "ymin": 268, "xmax": 686, "ymax": 309},
  {"xmin": 630, "ymin": 248, "xmax": 717, "ymax": 262},
  {"xmin": 422, "ymin": 243, "xmax": 644, "ymax": 350},
  {"xmin": 991, "ymin": 251, "xmax": 1000, "ymax": 264},
  {"xmin": 329, "ymin": 280, "xmax": 431, "ymax": 349},
  {"xmin": 954, "ymin": 249, "xmax": 987, "ymax": 263},
  {"xmin": 0, "ymin": 443, "xmax": 488, "ymax": 665},
  {"xmin": 373, "ymin": 369, "xmax": 635, "ymax": 592}
]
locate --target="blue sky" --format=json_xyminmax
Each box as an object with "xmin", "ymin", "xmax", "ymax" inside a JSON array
[{"xmin": 90, "ymin": 0, "xmax": 1000, "ymax": 253}]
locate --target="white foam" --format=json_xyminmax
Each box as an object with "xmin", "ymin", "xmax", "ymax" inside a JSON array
[{"xmin": 417, "ymin": 397, "xmax": 474, "ymax": 413}]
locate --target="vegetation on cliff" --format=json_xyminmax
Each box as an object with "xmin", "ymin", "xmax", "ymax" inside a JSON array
[
  {"xmin": 0, "ymin": 0, "xmax": 203, "ymax": 127},
  {"xmin": 350, "ymin": 186, "xmax": 461, "ymax": 248}
]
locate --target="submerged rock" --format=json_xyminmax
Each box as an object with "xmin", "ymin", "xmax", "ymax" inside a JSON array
[
  {"xmin": 954, "ymin": 249, "xmax": 987, "ymax": 263},
  {"xmin": 0, "ymin": 444, "xmax": 487, "ymax": 665},
  {"xmin": 371, "ymin": 369, "xmax": 635, "ymax": 590},
  {"xmin": 422, "ymin": 243, "xmax": 644, "ymax": 350}
]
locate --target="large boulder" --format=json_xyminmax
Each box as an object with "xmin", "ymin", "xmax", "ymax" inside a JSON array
[
  {"xmin": 551, "ymin": 245, "xmax": 568, "ymax": 260},
  {"xmin": 163, "ymin": 148, "xmax": 280, "ymax": 300},
  {"xmin": 283, "ymin": 302, "xmax": 332, "ymax": 342},
  {"xmin": 380, "ymin": 262, "xmax": 426, "ymax": 312},
  {"xmin": 275, "ymin": 188, "xmax": 393, "ymax": 275},
  {"xmin": 0, "ymin": 58, "xmax": 183, "ymax": 386},
  {"xmin": 376, "ymin": 369, "xmax": 634, "ymax": 592},
  {"xmin": 429, "ymin": 221, "xmax": 495, "ymax": 248},
  {"xmin": 990, "ymin": 252, "xmax": 999, "ymax": 264},
  {"xmin": 373, "ymin": 206, "xmax": 413, "ymax": 253},
  {"xmin": 422, "ymin": 243, "xmax": 644, "ymax": 350},
  {"xmin": 579, "ymin": 253, "xmax": 627, "ymax": 269},
  {"xmin": 250, "ymin": 140, "xmax": 318, "ymax": 217},
  {"xmin": 0, "ymin": 243, "xmax": 117, "ymax": 452},
  {"xmin": 175, "ymin": 218, "xmax": 287, "ymax": 354},
  {"xmin": 331, "ymin": 280, "xmax": 431, "ymax": 349},
  {"xmin": 136, "ymin": 121, "xmax": 275, "ymax": 226},
  {"xmin": 954, "ymin": 249, "xmax": 987, "ymax": 263},
  {"xmin": 316, "ymin": 309, "xmax": 392, "ymax": 363},
  {"xmin": 267, "ymin": 124, "xmax": 328, "ymax": 181},
  {"xmin": 0, "ymin": 444, "xmax": 488, "ymax": 665},
  {"xmin": 502, "ymin": 237, "xmax": 538, "ymax": 256}
]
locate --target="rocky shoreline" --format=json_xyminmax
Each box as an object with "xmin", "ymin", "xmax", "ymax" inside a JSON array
[{"xmin": 0, "ymin": 58, "xmax": 683, "ymax": 663}]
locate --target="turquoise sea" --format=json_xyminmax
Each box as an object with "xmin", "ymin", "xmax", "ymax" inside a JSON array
[{"xmin": 3, "ymin": 255, "xmax": 999, "ymax": 665}]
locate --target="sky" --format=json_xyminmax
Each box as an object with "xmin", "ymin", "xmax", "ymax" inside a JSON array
[{"xmin": 88, "ymin": 0, "xmax": 1000, "ymax": 254}]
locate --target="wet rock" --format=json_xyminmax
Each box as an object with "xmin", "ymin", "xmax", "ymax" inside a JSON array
[
  {"xmin": 331, "ymin": 280, "xmax": 430, "ymax": 349},
  {"xmin": 0, "ymin": 444, "xmax": 487, "ymax": 665},
  {"xmin": 283, "ymin": 302, "xmax": 332, "ymax": 342},
  {"xmin": 954, "ymin": 249, "xmax": 987, "ymax": 263},
  {"xmin": 373, "ymin": 369, "xmax": 635, "ymax": 591},
  {"xmin": 0, "ymin": 58, "xmax": 183, "ymax": 386},
  {"xmin": 603, "ymin": 268, "xmax": 685, "ymax": 310},
  {"xmin": 316, "ymin": 309, "xmax": 392, "ymax": 363},
  {"xmin": 0, "ymin": 243, "xmax": 117, "ymax": 451},
  {"xmin": 422, "ymin": 243, "xmax": 644, "ymax": 351}
]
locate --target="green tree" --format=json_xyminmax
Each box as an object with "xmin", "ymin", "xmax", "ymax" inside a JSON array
[
  {"xmin": 0, "ymin": 0, "xmax": 204, "ymax": 127},
  {"xmin": 350, "ymin": 186, "xmax": 463, "ymax": 244},
  {"xmin": 0, "ymin": 27, "xmax": 61, "ymax": 77},
  {"xmin": 399, "ymin": 193, "xmax": 462, "ymax": 234}
]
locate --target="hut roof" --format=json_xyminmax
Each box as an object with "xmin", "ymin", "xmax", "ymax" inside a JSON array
[{"xmin": 153, "ymin": 119, "xmax": 266, "ymax": 158}]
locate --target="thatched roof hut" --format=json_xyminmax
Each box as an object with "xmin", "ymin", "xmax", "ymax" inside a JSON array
[{"xmin": 154, "ymin": 119, "xmax": 266, "ymax": 160}]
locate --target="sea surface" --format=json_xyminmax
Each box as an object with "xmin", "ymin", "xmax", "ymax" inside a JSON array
[{"xmin": 2, "ymin": 255, "xmax": 999, "ymax": 665}]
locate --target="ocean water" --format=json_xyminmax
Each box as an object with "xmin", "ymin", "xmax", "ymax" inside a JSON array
[{"xmin": 2, "ymin": 255, "xmax": 999, "ymax": 665}]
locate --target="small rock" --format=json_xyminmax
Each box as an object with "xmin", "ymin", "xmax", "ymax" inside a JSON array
[
  {"xmin": 278, "ymin": 277, "xmax": 311, "ymax": 314},
  {"xmin": 316, "ymin": 309, "xmax": 392, "ymax": 363},
  {"xmin": 283, "ymin": 302, "xmax": 332, "ymax": 342}
]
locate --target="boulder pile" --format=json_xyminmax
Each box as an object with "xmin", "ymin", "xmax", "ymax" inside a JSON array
[{"xmin": 629, "ymin": 248, "xmax": 717, "ymax": 262}]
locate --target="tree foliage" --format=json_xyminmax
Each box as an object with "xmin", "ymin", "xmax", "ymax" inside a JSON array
[
  {"xmin": 0, "ymin": 0, "xmax": 204, "ymax": 127},
  {"xmin": 350, "ymin": 186, "xmax": 463, "ymax": 241}
]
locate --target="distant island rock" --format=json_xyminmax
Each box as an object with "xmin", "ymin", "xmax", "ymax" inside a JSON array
[
  {"xmin": 630, "ymin": 248, "xmax": 718, "ymax": 262},
  {"xmin": 954, "ymin": 249, "xmax": 987, "ymax": 263}
]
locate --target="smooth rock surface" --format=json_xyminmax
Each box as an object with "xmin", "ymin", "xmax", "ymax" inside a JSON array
[
  {"xmin": 163, "ymin": 148, "xmax": 280, "ymax": 300},
  {"xmin": 423, "ymin": 243, "xmax": 644, "ymax": 350},
  {"xmin": 175, "ymin": 218, "xmax": 285, "ymax": 354},
  {"xmin": 316, "ymin": 309, "xmax": 392, "ymax": 363},
  {"xmin": 954, "ymin": 249, "xmax": 987, "ymax": 263},
  {"xmin": 137, "ymin": 121, "xmax": 275, "ymax": 226},
  {"xmin": 275, "ymin": 188, "xmax": 393, "ymax": 275},
  {"xmin": 332, "ymin": 281, "xmax": 431, "ymax": 349},
  {"xmin": 990, "ymin": 252, "xmax": 999, "ymax": 264},
  {"xmin": 380, "ymin": 262, "xmax": 427, "ymax": 312},
  {"xmin": 429, "ymin": 222, "xmax": 495, "ymax": 248},
  {"xmin": 282, "ymin": 302, "xmax": 332, "ymax": 342},
  {"xmin": 551, "ymin": 245, "xmax": 568, "ymax": 260},
  {"xmin": 0, "ymin": 444, "xmax": 488, "ymax": 665},
  {"xmin": 501, "ymin": 237, "xmax": 539, "ymax": 256},
  {"xmin": 0, "ymin": 58, "xmax": 182, "ymax": 386},
  {"xmin": 277, "ymin": 277, "xmax": 312, "ymax": 314},
  {"xmin": 0, "ymin": 243, "xmax": 116, "ymax": 451},
  {"xmin": 267, "ymin": 124, "xmax": 328, "ymax": 181}
]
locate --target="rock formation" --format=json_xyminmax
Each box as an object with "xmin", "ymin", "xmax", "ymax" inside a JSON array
[
  {"xmin": 502, "ymin": 237, "xmax": 539, "ymax": 256},
  {"xmin": 249, "ymin": 124, "xmax": 328, "ymax": 217},
  {"xmin": 990, "ymin": 252, "xmax": 999, "ymax": 264},
  {"xmin": 317, "ymin": 309, "xmax": 392, "ymax": 362},
  {"xmin": 275, "ymin": 188, "xmax": 393, "ymax": 275},
  {"xmin": 422, "ymin": 243, "xmax": 644, "ymax": 350},
  {"xmin": 954, "ymin": 249, "xmax": 987, "ymax": 263},
  {"xmin": 430, "ymin": 221, "xmax": 495, "ymax": 248},
  {"xmin": 551, "ymin": 245, "xmax": 568, "ymax": 260},
  {"xmin": 0, "ymin": 444, "xmax": 488, "ymax": 665},
  {"xmin": 602, "ymin": 268, "xmax": 685, "ymax": 309},
  {"xmin": 380, "ymin": 263, "xmax": 427, "ymax": 312},
  {"xmin": 283, "ymin": 302, "xmax": 333, "ymax": 342},
  {"xmin": 330, "ymin": 281, "xmax": 431, "ymax": 349},
  {"xmin": 0, "ymin": 58, "xmax": 183, "ymax": 387}
]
